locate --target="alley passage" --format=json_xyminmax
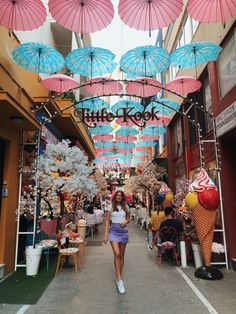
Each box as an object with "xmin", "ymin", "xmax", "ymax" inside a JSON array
[{"xmin": 25, "ymin": 223, "xmax": 211, "ymax": 314}]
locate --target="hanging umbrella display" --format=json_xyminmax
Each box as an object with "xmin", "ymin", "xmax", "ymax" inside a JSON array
[
  {"xmin": 48, "ymin": 0, "xmax": 114, "ymax": 34},
  {"xmin": 116, "ymin": 135, "xmax": 137, "ymax": 142},
  {"xmin": 119, "ymin": 152, "xmax": 133, "ymax": 159},
  {"xmin": 111, "ymin": 99, "xmax": 143, "ymax": 114},
  {"xmin": 0, "ymin": 0, "xmax": 46, "ymax": 31},
  {"xmin": 116, "ymin": 126, "xmax": 139, "ymax": 136},
  {"xmin": 84, "ymin": 77, "xmax": 123, "ymax": 96},
  {"xmin": 171, "ymin": 42, "xmax": 222, "ymax": 77},
  {"xmin": 89, "ymin": 124, "xmax": 113, "ymax": 135},
  {"xmin": 134, "ymin": 151, "xmax": 147, "ymax": 156},
  {"xmin": 146, "ymin": 99, "xmax": 180, "ymax": 115},
  {"xmin": 93, "ymin": 134, "xmax": 113, "ymax": 141},
  {"xmin": 148, "ymin": 115, "xmax": 171, "ymax": 126},
  {"xmin": 41, "ymin": 74, "xmax": 80, "ymax": 92},
  {"xmin": 141, "ymin": 125, "xmax": 166, "ymax": 137},
  {"xmin": 12, "ymin": 42, "xmax": 65, "ymax": 74},
  {"xmin": 94, "ymin": 141, "xmax": 114, "ymax": 149},
  {"xmin": 65, "ymin": 47, "xmax": 116, "ymax": 77},
  {"xmin": 117, "ymin": 148, "xmax": 133, "ymax": 153},
  {"xmin": 140, "ymin": 135, "xmax": 160, "ymax": 141},
  {"xmin": 100, "ymin": 152, "xmax": 117, "ymax": 157},
  {"xmin": 96, "ymin": 148, "xmax": 114, "ymax": 154},
  {"xmin": 165, "ymin": 76, "xmax": 202, "ymax": 95},
  {"xmin": 133, "ymin": 155, "xmax": 146, "ymax": 159},
  {"xmin": 136, "ymin": 146, "xmax": 148, "ymax": 152},
  {"xmin": 136, "ymin": 140, "xmax": 156, "ymax": 147},
  {"xmin": 118, "ymin": 0, "xmax": 183, "ymax": 34},
  {"xmin": 126, "ymin": 77, "xmax": 161, "ymax": 97},
  {"xmin": 117, "ymin": 142, "xmax": 135, "ymax": 150},
  {"xmin": 187, "ymin": 0, "xmax": 236, "ymax": 25},
  {"xmin": 120, "ymin": 45, "xmax": 170, "ymax": 77},
  {"xmin": 75, "ymin": 97, "xmax": 109, "ymax": 111}
]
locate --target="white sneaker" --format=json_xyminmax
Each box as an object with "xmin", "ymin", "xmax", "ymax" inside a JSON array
[{"xmin": 116, "ymin": 280, "xmax": 125, "ymax": 294}]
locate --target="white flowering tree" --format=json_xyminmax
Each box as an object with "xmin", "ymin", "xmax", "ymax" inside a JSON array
[
  {"xmin": 19, "ymin": 140, "xmax": 96, "ymax": 218},
  {"xmin": 91, "ymin": 169, "xmax": 109, "ymax": 200}
]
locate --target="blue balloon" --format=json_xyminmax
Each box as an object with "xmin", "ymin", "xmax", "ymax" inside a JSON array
[{"xmin": 156, "ymin": 193, "xmax": 165, "ymax": 205}]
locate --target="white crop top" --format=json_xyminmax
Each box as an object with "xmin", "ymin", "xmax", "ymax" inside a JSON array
[{"xmin": 107, "ymin": 205, "xmax": 126, "ymax": 224}]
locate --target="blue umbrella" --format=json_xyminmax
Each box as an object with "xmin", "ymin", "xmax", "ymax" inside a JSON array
[
  {"xmin": 171, "ymin": 42, "xmax": 222, "ymax": 69},
  {"xmin": 89, "ymin": 124, "xmax": 113, "ymax": 135},
  {"xmin": 100, "ymin": 152, "xmax": 116, "ymax": 157},
  {"xmin": 146, "ymin": 99, "xmax": 180, "ymax": 115},
  {"xmin": 120, "ymin": 45, "xmax": 170, "ymax": 77},
  {"xmin": 117, "ymin": 142, "xmax": 135, "ymax": 150},
  {"xmin": 118, "ymin": 152, "xmax": 133, "ymax": 159},
  {"xmin": 75, "ymin": 97, "xmax": 109, "ymax": 111},
  {"xmin": 66, "ymin": 47, "xmax": 116, "ymax": 77},
  {"xmin": 111, "ymin": 99, "xmax": 143, "ymax": 114},
  {"xmin": 12, "ymin": 42, "xmax": 65, "ymax": 74},
  {"xmin": 95, "ymin": 141, "xmax": 114, "ymax": 149},
  {"xmin": 141, "ymin": 125, "xmax": 166, "ymax": 137},
  {"xmin": 116, "ymin": 126, "xmax": 138, "ymax": 136},
  {"xmin": 93, "ymin": 159, "xmax": 102, "ymax": 164},
  {"xmin": 135, "ymin": 151, "xmax": 147, "ymax": 156},
  {"xmin": 136, "ymin": 140, "xmax": 155, "ymax": 147}
]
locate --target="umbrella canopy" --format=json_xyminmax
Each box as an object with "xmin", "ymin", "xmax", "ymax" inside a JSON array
[
  {"xmin": 117, "ymin": 142, "xmax": 135, "ymax": 150},
  {"xmin": 115, "ymin": 118, "xmax": 137, "ymax": 127},
  {"xmin": 120, "ymin": 45, "xmax": 170, "ymax": 77},
  {"xmin": 171, "ymin": 42, "xmax": 222, "ymax": 69},
  {"xmin": 89, "ymin": 124, "xmax": 113, "ymax": 135},
  {"xmin": 100, "ymin": 152, "xmax": 117, "ymax": 157},
  {"xmin": 119, "ymin": 152, "xmax": 133, "ymax": 159},
  {"xmin": 66, "ymin": 47, "xmax": 116, "ymax": 77},
  {"xmin": 93, "ymin": 134, "xmax": 113, "ymax": 141},
  {"xmin": 41, "ymin": 74, "xmax": 79, "ymax": 92},
  {"xmin": 12, "ymin": 42, "xmax": 65, "ymax": 74},
  {"xmin": 84, "ymin": 77, "xmax": 123, "ymax": 96},
  {"xmin": 117, "ymin": 148, "xmax": 133, "ymax": 153},
  {"xmin": 136, "ymin": 140, "xmax": 155, "ymax": 147},
  {"xmin": 133, "ymin": 155, "xmax": 146, "ymax": 159},
  {"xmin": 134, "ymin": 151, "xmax": 147, "ymax": 156},
  {"xmin": 111, "ymin": 99, "xmax": 143, "ymax": 114},
  {"xmin": 148, "ymin": 115, "xmax": 171, "ymax": 126},
  {"xmin": 116, "ymin": 126, "xmax": 139, "ymax": 136},
  {"xmin": 0, "ymin": 0, "xmax": 46, "ymax": 31},
  {"xmin": 126, "ymin": 77, "xmax": 161, "ymax": 97},
  {"xmin": 96, "ymin": 148, "xmax": 114, "ymax": 154},
  {"xmin": 116, "ymin": 135, "xmax": 137, "ymax": 142},
  {"xmin": 75, "ymin": 97, "xmax": 109, "ymax": 111},
  {"xmin": 187, "ymin": 0, "xmax": 236, "ymax": 24},
  {"xmin": 140, "ymin": 135, "xmax": 160, "ymax": 141},
  {"xmin": 165, "ymin": 76, "xmax": 202, "ymax": 95},
  {"xmin": 94, "ymin": 141, "xmax": 114, "ymax": 149},
  {"xmin": 118, "ymin": 0, "xmax": 183, "ymax": 33},
  {"xmin": 136, "ymin": 146, "xmax": 148, "ymax": 152},
  {"xmin": 141, "ymin": 125, "xmax": 166, "ymax": 137},
  {"xmin": 146, "ymin": 99, "xmax": 180, "ymax": 115},
  {"xmin": 48, "ymin": 0, "xmax": 114, "ymax": 34}
]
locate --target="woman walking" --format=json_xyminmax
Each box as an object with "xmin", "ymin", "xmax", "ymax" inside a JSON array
[{"xmin": 103, "ymin": 190, "xmax": 130, "ymax": 294}]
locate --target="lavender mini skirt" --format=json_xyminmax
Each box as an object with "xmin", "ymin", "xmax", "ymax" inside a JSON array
[{"xmin": 109, "ymin": 223, "xmax": 129, "ymax": 243}]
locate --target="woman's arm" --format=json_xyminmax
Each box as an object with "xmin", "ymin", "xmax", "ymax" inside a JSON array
[{"xmin": 103, "ymin": 211, "xmax": 111, "ymax": 243}]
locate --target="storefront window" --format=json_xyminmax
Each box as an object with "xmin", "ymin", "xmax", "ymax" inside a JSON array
[
  {"xmin": 173, "ymin": 118, "xmax": 183, "ymax": 159},
  {"xmin": 218, "ymin": 29, "xmax": 236, "ymax": 98},
  {"xmin": 203, "ymin": 79, "xmax": 213, "ymax": 132}
]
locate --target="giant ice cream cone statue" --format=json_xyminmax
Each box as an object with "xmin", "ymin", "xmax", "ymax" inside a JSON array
[
  {"xmin": 185, "ymin": 168, "xmax": 223, "ymax": 280},
  {"xmin": 158, "ymin": 183, "xmax": 173, "ymax": 208}
]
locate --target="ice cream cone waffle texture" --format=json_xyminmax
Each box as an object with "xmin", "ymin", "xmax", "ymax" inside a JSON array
[{"xmin": 192, "ymin": 202, "xmax": 216, "ymax": 266}]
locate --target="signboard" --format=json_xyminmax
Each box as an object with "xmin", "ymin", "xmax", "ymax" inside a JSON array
[
  {"xmin": 216, "ymin": 101, "xmax": 236, "ymax": 137},
  {"xmin": 75, "ymin": 107, "xmax": 160, "ymax": 128}
]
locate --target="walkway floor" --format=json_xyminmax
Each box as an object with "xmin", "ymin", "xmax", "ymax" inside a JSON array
[{"xmin": 1, "ymin": 222, "xmax": 236, "ymax": 314}]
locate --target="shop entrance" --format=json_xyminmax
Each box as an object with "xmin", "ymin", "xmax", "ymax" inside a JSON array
[
  {"xmin": 0, "ymin": 139, "xmax": 5, "ymax": 216},
  {"xmin": 221, "ymin": 128, "xmax": 236, "ymax": 258}
]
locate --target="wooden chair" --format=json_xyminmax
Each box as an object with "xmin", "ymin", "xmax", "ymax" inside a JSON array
[
  {"xmin": 55, "ymin": 237, "xmax": 79, "ymax": 276},
  {"xmin": 156, "ymin": 227, "xmax": 179, "ymax": 266},
  {"xmin": 69, "ymin": 238, "xmax": 85, "ymax": 265}
]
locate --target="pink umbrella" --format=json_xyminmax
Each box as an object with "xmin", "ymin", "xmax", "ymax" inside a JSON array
[
  {"xmin": 118, "ymin": 0, "xmax": 183, "ymax": 34},
  {"xmin": 148, "ymin": 115, "xmax": 170, "ymax": 126},
  {"xmin": 93, "ymin": 134, "xmax": 113, "ymax": 141},
  {"xmin": 140, "ymin": 135, "xmax": 160, "ymax": 141},
  {"xmin": 96, "ymin": 148, "xmax": 114, "ymax": 154},
  {"xmin": 41, "ymin": 74, "xmax": 80, "ymax": 92},
  {"xmin": 133, "ymin": 155, "xmax": 146, "ymax": 159},
  {"xmin": 84, "ymin": 77, "xmax": 123, "ymax": 96},
  {"xmin": 136, "ymin": 146, "xmax": 148, "ymax": 152},
  {"xmin": 126, "ymin": 77, "xmax": 161, "ymax": 97},
  {"xmin": 115, "ymin": 118, "xmax": 137, "ymax": 127},
  {"xmin": 116, "ymin": 135, "xmax": 137, "ymax": 142},
  {"xmin": 165, "ymin": 76, "xmax": 202, "ymax": 95},
  {"xmin": 48, "ymin": 0, "xmax": 114, "ymax": 34},
  {"xmin": 0, "ymin": 0, "xmax": 46, "ymax": 31},
  {"xmin": 117, "ymin": 148, "xmax": 133, "ymax": 153},
  {"xmin": 187, "ymin": 0, "xmax": 236, "ymax": 24}
]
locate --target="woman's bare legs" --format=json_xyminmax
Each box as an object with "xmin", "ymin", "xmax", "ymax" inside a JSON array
[
  {"xmin": 111, "ymin": 241, "xmax": 122, "ymax": 281},
  {"xmin": 119, "ymin": 243, "xmax": 127, "ymax": 277}
]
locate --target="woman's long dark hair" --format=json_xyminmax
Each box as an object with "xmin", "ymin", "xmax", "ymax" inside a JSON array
[{"xmin": 112, "ymin": 190, "xmax": 128, "ymax": 213}]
